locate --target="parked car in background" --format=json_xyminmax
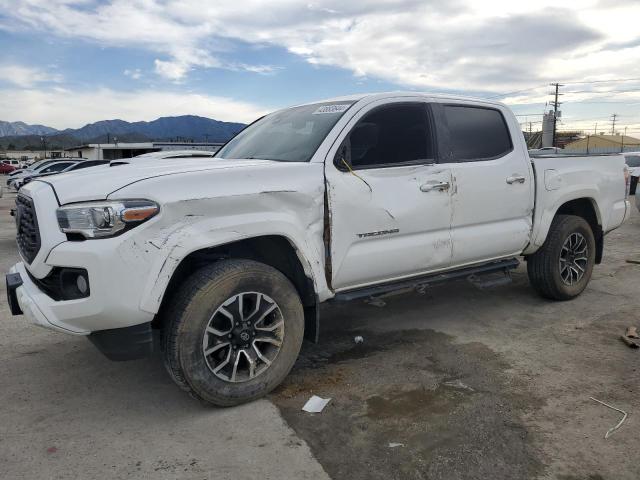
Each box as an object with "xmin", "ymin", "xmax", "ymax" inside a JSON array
[
  {"xmin": 624, "ymin": 152, "xmax": 640, "ymax": 195},
  {"xmin": 2, "ymin": 159, "xmax": 27, "ymax": 169},
  {"xmin": 8, "ymin": 160, "xmax": 78, "ymax": 190},
  {"xmin": 0, "ymin": 162, "xmax": 17, "ymax": 174},
  {"xmin": 6, "ymin": 159, "xmax": 62, "ymax": 181},
  {"xmin": 20, "ymin": 160, "xmax": 110, "ymax": 187},
  {"xmin": 6, "ymin": 92, "xmax": 630, "ymax": 406},
  {"xmin": 529, "ymin": 146, "xmax": 563, "ymax": 155}
]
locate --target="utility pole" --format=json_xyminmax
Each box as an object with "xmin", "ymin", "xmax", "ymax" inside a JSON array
[
  {"xmin": 550, "ymin": 83, "xmax": 563, "ymax": 148},
  {"xmin": 610, "ymin": 114, "xmax": 618, "ymax": 135}
]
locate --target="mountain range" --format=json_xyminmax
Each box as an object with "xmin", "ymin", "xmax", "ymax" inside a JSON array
[
  {"xmin": 0, "ymin": 120, "xmax": 58, "ymax": 137},
  {"xmin": 0, "ymin": 115, "xmax": 246, "ymax": 150}
]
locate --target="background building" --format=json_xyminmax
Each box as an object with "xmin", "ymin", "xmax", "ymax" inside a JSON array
[
  {"xmin": 65, "ymin": 141, "xmax": 224, "ymax": 160},
  {"xmin": 563, "ymin": 134, "xmax": 640, "ymax": 154}
]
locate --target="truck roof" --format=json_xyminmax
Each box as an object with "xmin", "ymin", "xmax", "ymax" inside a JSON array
[{"xmin": 298, "ymin": 91, "xmax": 506, "ymax": 109}]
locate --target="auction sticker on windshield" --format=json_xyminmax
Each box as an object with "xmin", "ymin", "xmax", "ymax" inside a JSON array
[{"xmin": 313, "ymin": 104, "xmax": 351, "ymax": 114}]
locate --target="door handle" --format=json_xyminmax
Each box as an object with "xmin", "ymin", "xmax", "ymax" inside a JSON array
[
  {"xmin": 420, "ymin": 181, "xmax": 450, "ymax": 192},
  {"xmin": 506, "ymin": 175, "xmax": 526, "ymax": 185}
]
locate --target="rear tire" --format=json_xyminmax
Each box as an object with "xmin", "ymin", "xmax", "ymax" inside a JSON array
[
  {"xmin": 163, "ymin": 259, "xmax": 304, "ymax": 406},
  {"xmin": 527, "ymin": 215, "xmax": 596, "ymax": 300},
  {"xmin": 630, "ymin": 176, "xmax": 638, "ymax": 195}
]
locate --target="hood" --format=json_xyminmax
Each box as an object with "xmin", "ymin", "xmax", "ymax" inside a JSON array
[{"xmin": 28, "ymin": 158, "xmax": 278, "ymax": 204}]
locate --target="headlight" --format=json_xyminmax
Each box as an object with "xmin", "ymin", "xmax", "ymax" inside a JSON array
[{"xmin": 56, "ymin": 199, "xmax": 159, "ymax": 239}]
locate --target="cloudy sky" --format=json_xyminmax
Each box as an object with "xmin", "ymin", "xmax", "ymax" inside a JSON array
[{"xmin": 1, "ymin": 0, "xmax": 640, "ymax": 135}]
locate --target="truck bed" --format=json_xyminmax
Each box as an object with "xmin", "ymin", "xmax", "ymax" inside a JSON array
[{"xmin": 526, "ymin": 153, "xmax": 628, "ymax": 252}]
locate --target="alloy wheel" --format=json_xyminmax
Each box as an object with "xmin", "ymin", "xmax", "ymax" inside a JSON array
[
  {"xmin": 559, "ymin": 232, "xmax": 589, "ymax": 286},
  {"xmin": 202, "ymin": 292, "xmax": 285, "ymax": 383}
]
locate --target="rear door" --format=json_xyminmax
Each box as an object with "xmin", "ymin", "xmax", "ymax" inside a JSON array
[
  {"xmin": 434, "ymin": 103, "xmax": 534, "ymax": 266},
  {"xmin": 325, "ymin": 99, "xmax": 453, "ymax": 291}
]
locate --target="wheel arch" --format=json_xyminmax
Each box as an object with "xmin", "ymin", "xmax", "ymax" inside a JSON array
[
  {"xmin": 152, "ymin": 235, "xmax": 320, "ymax": 341},
  {"xmin": 527, "ymin": 196, "xmax": 604, "ymax": 263},
  {"xmin": 554, "ymin": 198, "xmax": 603, "ymax": 264}
]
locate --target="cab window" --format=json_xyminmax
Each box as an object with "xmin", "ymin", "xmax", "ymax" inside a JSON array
[
  {"xmin": 340, "ymin": 103, "xmax": 433, "ymax": 170},
  {"xmin": 442, "ymin": 105, "xmax": 513, "ymax": 162}
]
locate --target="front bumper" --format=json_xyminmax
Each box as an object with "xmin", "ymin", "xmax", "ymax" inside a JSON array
[
  {"xmin": 8, "ymin": 263, "xmax": 91, "ymax": 334},
  {"xmin": 8, "ymin": 257, "xmax": 155, "ymax": 335},
  {"xmin": 6, "ymin": 269, "xmax": 154, "ymax": 360}
]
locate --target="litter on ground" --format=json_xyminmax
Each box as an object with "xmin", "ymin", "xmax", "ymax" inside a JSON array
[
  {"xmin": 590, "ymin": 397, "xmax": 628, "ymax": 439},
  {"xmin": 302, "ymin": 395, "xmax": 332, "ymax": 413},
  {"xmin": 621, "ymin": 326, "xmax": 640, "ymax": 348},
  {"xmin": 443, "ymin": 379, "xmax": 475, "ymax": 392}
]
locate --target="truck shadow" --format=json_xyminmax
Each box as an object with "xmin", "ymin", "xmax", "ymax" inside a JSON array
[{"xmin": 271, "ymin": 275, "xmax": 547, "ymax": 480}]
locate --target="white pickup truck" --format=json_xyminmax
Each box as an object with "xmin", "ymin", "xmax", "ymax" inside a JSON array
[{"xmin": 6, "ymin": 92, "xmax": 631, "ymax": 406}]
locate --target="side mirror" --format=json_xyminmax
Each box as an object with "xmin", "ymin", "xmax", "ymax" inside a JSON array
[{"xmin": 334, "ymin": 143, "xmax": 351, "ymax": 171}]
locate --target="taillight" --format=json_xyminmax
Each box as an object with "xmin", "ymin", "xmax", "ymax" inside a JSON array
[{"xmin": 624, "ymin": 166, "xmax": 630, "ymax": 197}]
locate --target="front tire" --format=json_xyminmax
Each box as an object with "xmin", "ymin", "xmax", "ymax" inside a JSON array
[
  {"xmin": 163, "ymin": 259, "xmax": 304, "ymax": 406},
  {"xmin": 527, "ymin": 215, "xmax": 596, "ymax": 300}
]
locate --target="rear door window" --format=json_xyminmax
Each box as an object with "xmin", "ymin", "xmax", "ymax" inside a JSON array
[{"xmin": 442, "ymin": 105, "xmax": 513, "ymax": 162}]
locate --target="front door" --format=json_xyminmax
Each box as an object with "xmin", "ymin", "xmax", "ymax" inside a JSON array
[{"xmin": 325, "ymin": 100, "xmax": 453, "ymax": 291}]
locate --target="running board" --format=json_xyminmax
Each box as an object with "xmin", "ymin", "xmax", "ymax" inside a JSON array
[{"xmin": 331, "ymin": 258, "xmax": 520, "ymax": 302}]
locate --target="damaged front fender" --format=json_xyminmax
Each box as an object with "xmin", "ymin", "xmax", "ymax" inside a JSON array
[{"xmin": 107, "ymin": 163, "xmax": 331, "ymax": 314}]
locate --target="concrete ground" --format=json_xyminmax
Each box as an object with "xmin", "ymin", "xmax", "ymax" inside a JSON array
[{"xmin": 1, "ymin": 181, "xmax": 639, "ymax": 479}]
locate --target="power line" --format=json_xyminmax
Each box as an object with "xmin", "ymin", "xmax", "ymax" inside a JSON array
[
  {"xmin": 485, "ymin": 85, "xmax": 547, "ymax": 99},
  {"xmin": 570, "ymin": 100, "xmax": 640, "ymax": 104},
  {"xmin": 563, "ymin": 88, "xmax": 640, "ymax": 95},
  {"xmin": 610, "ymin": 113, "xmax": 618, "ymax": 135},
  {"xmin": 561, "ymin": 77, "xmax": 640, "ymax": 85}
]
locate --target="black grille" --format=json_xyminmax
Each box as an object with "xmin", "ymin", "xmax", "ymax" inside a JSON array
[{"xmin": 15, "ymin": 194, "xmax": 41, "ymax": 264}]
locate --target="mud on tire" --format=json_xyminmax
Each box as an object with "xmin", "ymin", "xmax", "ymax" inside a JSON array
[{"xmin": 162, "ymin": 259, "xmax": 304, "ymax": 406}]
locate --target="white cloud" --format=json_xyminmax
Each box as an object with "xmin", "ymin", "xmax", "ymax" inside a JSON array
[
  {"xmin": 123, "ymin": 68, "xmax": 142, "ymax": 80},
  {"xmin": 0, "ymin": 64, "xmax": 63, "ymax": 87},
  {"xmin": 0, "ymin": 87, "xmax": 269, "ymax": 128},
  {"xmin": 1, "ymin": 0, "xmax": 640, "ymax": 97},
  {"xmin": 153, "ymin": 60, "xmax": 188, "ymax": 81}
]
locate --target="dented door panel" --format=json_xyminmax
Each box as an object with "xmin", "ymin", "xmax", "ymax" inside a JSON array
[
  {"xmin": 433, "ymin": 101, "xmax": 536, "ymax": 266},
  {"xmin": 326, "ymin": 163, "xmax": 452, "ymax": 291},
  {"xmin": 324, "ymin": 97, "xmax": 454, "ymax": 290},
  {"xmin": 446, "ymin": 153, "xmax": 534, "ymax": 265}
]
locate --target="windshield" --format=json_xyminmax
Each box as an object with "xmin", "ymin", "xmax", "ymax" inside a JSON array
[
  {"xmin": 216, "ymin": 101, "xmax": 355, "ymax": 162},
  {"xmin": 625, "ymin": 155, "xmax": 640, "ymax": 167}
]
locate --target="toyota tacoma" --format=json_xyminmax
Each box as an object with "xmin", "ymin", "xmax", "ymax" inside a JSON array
[{"xmin": 6, "ymin": 92, "xmax": 631, "ymax": 405}]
